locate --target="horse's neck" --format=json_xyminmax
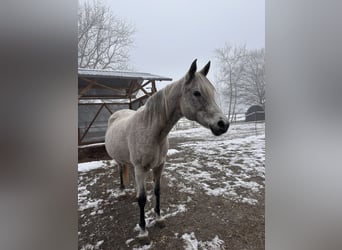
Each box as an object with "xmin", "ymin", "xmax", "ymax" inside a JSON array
[{"xmin": 144, "ymin": 81, "xmax": 183, "ymax": 140}]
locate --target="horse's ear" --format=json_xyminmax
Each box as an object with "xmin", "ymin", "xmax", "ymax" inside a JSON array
[
  {"xmin": 185, "ymin": 59, "xmax": 197, "ymax": 83},
  {"xmin": 199, "ymin": 61, "xmax": 210, "ymax": 76}
]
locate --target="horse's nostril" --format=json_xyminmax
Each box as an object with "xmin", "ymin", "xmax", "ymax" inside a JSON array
[{"xmin": 217, "ymin": 120, "xmax": 225, "ymax": 128}]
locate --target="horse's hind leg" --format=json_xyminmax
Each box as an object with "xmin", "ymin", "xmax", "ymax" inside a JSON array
[
  {"xmin": 153, "ymin": 163, "xmax": 166, "ymax": 227},
  {"xmin": 119, "ymin": 164, "xmax": 125, "ymax": 190},
  {"xmin": 134, "ymin": 166, "xmax": 149, "ymax": 238},
  {"xmin": 119, "ymin": 164, "xmax": 129, "ymax": 191},
  {"xmin": 153, "ymin": 163, "xmax": 164, "ymax": 217}
]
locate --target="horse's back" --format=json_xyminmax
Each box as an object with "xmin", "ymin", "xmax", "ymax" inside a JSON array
[
  {"xmin": 107, "ymin": 109, "xmax": 136, "ymax": 127},
  {"xmin": 105, "ymin": 109, "xmax": 136, "ymax": 162}
]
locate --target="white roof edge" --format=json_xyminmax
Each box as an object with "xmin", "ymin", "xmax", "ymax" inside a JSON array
[{"xmin": 78, "ymin": 68, "xmax": 172, "ymax": 81}]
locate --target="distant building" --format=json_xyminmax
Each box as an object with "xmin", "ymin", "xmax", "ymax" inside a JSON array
[{"xmin": 245, "ymin": 105, "xmax": 265, "ymax": 122}]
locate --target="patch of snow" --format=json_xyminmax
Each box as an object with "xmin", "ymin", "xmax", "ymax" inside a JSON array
[
  {"xmin": 182, "ymin": 232, "xmax": 225, "ymax": 250},
  {"xmin": 79, "ymin": 199, "xmax": 103, "ymax": 211},
  {"xmin": 179, "ymin": 183, "xmax": 195, "ymax": 195},
  {"xmin": 132, "ymin": 242, "xmax": 153, "ymax": 250},
  {"xmin": 182, "ymin": 232, "xmax": 198, "ymax": 250},
  {"xmin": 95, "ymin": 240, "xmax": 104, "ymax": 248},
  {"xmin": 163, "ymin": 204, "xmax": 187, "ymax": 219},
  {"xmin": 125, "ymin": 238, "xmax": 134, "ymax": 246},
  {"xmin": 106, "ymin": 188, "xmax": 134, "ymax": 200},
  {"xmin": 167, "ymin": 149, "xmax": 180, "ymax": 156},
  {"xmin": 78, "ymin": 161, "xmax": 106, "ymax": 172},
  {"xmin": 134, "ymin": 224, "xmax": 141, "ymax": 232},
  {"xmin": 80, "ymin": 240, "xmax": 104, "ymax": 250},
  {"xmin": 241, "ymin": 197, "xmax": 258, "ymax": 205},
  {"xmin": 80, "ymin": 244, "xmax": 94, "ymax": 250}
]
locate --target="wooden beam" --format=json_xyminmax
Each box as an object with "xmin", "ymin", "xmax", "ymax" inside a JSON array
[
  {"xmin": 141, "ymin": 80, "xmax": 152, "ymax": 88},
  {"xmin": 151, "ymin": 80, "xmax": 157, "ymax": 93},
  {"xmin": 78, "ymin": 102, "xmax": 129, "ymax": 105},
  {"xmin": 78, "ymin": 80, "xmax": 95, "ymax": 99},
  {"xmin": 130, "ymin": 95, "xmax": 149, "ymax": 105},
  {"xmin": 103, "ymin": 103, "xmax": 113, "ymax": 114},
  {"xmin": 126, "ymin": 80, "xmax": 138, "ymax": 98},
  {"xmin": 138, "ymin": 84, "xmax": 151, "ymax": 96},
  {"xmin": 130, "ymin": 80, "xmax": 152, "ymax": 94},
  {"xmin": 78, "ymin": 95, "xmax": 130, "ymax": 99},
  {"xmin": 130, "ymin": 80, "xmax": 154, "ymax": 97},
  {"xmin": 93, "ymin": 81, "xmax": 124, "ymax": 93},
  {"xmin": 80, "ymin": 104, "xmax": 105, "ymax": 143},
  {"xmin": 81, "ymin": 77, "xmax": 124, "ymax": 91}
]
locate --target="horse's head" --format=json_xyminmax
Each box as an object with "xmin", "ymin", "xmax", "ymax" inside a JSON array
[{"xmin": 180, "ymin": 59, "xmax": 229, "ymax": 136}]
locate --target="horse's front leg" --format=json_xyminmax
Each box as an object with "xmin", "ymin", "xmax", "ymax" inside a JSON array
[
  {"xmin": 153, "ymin": 163, "xmax": 166, "ymax": 227},
  {"xmin": 134, "ymin": 167, "xmax": 148, "ymax": 239}
]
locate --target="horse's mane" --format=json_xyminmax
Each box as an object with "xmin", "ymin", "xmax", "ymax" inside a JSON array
[{"xmin": 142, "ymin": 82, "xmax": 176, "ymax": 125}]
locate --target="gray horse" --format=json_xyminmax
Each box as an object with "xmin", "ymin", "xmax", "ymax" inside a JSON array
[{"xmin": 105, "ymin": 59, "xmax": 229, "ymax": 239}]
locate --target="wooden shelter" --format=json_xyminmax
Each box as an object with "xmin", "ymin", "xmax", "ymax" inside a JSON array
[
  {"xmin": 78, "ymin": 68, "xmax": 172, "ymax": 145},
  {"xmin": 245, "ymin": 105, "xmax": 265, "ymax": 122}
]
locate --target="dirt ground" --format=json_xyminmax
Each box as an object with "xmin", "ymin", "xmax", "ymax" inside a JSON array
[{"xmin": 78, "ymin": 128, "xmax": 265, "ymax": 249}]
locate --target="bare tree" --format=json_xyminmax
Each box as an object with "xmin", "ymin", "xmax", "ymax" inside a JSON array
[
  {"xmin": 78, "ymin": 0, "xmax": 135, "ymax": 70},
  {"xmin": 215, "ymin": 45, "xmax": 265, "ymax": 121},
  {"xmin": 214, "ymin": 44, "xmax": 247, "ymax": 122},
  {"xmin": 243, "ymin": 48, "xmax": 265, "ymax": 107}
]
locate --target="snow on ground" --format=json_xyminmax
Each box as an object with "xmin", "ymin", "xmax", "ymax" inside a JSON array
[
  {"xmin": 78, "ymin": 160, "xmax": 117, "ymax": 212},
  {"xmin": 167, "ymin": 149, "xmax": 180, "ymax": 156},
  {"xmin": 78, "ymin": 121, "xmax": 265, "ymax": 248},
  {"xmin": 78, "ymin": 160, "xmax": 108, "ymax": 172},
  {"xmin": 80, "ymin": 240, "xmax": 104, "ymax": 250},
  {"xmin": 182, "ymin": 232, "xmax": 225, "ymax": 250},
  {"xmin": 132, "ymin": 242, "xmax": 154, "ymax": 250},
  {"xmin": 166, "ymin": 122, "xmax": 265, "ymax": 205}
]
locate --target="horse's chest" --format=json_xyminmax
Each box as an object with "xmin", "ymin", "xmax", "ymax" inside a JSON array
[
  {"xmin": 129, "ymin": 135, "xmax": 168, "ymax": 168},
  {"xmin": 130, "ymin": 129, "xmax": 154, "ymax": 145}
]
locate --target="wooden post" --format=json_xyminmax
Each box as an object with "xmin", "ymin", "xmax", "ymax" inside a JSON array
[
  {"xmin": 151, "ymin": 80, "xmax": 157, "ymax": 93},
  {"xmin": 127, "ymin": 80, "xmax": 137, "ymax": 99},
  {"xmin": 78, "ymin": 128, "xmax": 81, "ymax": 145}
]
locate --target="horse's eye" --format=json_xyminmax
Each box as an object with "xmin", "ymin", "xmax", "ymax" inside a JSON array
[{"xmin": 193, "ymin": 91, "xmax": 201, "ymax": 97}]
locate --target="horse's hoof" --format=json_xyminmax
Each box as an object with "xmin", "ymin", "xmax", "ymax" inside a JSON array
[
  {"xmin": 137, "ymin": 229, "xmax": 150, "ymax": 244},
  {"xmin": 155, "ymin": 217, "xmax": 166, "ymax": 228},
  {"xmin": 137, "ymin": 236, "xmax": 150, "ymax": 245}
]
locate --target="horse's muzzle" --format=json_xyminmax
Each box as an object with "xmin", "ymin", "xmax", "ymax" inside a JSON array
[{"xmin": 210, "ymin": 121, "xmax": 229, "ymax": 136}]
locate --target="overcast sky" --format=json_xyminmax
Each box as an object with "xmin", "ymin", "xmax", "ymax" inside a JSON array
[{"xmin": 104, "ymin": 0, "xmax": 264, "ymax": 85}]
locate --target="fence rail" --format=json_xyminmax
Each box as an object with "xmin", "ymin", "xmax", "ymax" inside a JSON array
[{"xmin": 173, "ymin": 111, "xmax": 265, "ymax": 131}]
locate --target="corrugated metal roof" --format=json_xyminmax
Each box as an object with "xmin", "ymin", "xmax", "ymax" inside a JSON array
[{"xmin": 78, "ymin": 68, "xmax": 172, "ymax": 81}]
